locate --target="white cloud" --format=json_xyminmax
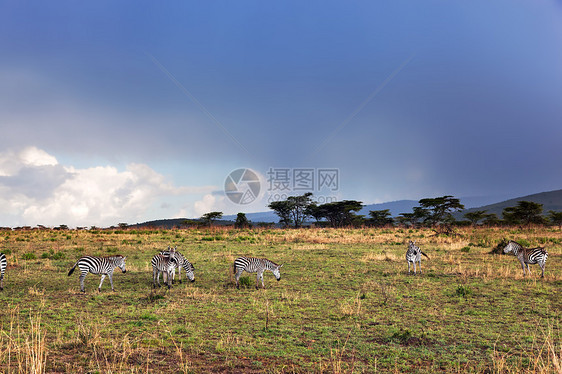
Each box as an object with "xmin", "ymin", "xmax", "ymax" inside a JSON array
[
  {"xmin": 193, "ymin": 193, "xmax": 228, "ymax": 218},
  {"xmin": 0, "ymin": 147, "xmax": 216, "ymax": 227},
  {"xmin": 0, "ymin": 146, "xmax": 58, "ymax": 176}
]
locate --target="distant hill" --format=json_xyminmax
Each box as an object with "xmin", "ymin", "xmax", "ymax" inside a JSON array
[{"xmin": 460, "ymin": 189, "xmax": 562, "ymax": 218}]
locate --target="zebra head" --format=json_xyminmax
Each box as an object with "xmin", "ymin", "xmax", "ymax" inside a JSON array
[
  {"xmin": 272, "ymin": 264, "xmax": 283, "ymax": 281},
  {"xmin": 183, "ymin": 262, "xmax": 195, "ymax": 282},
  {"xmin": 114, "ymin": 255, "xmax": 127, "ymax": 273},
  {"xmin": 503, "ymin": 240, "xmax": 518, "ymax": 254}
]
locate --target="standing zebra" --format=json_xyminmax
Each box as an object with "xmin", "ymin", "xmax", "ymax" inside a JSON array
[
  {"xmin": 233, "ymin": 257, "xmax": 282, "ymax": 289},
  {"xmin": 503, "ymin": 240, "xmax": 548, "ymax": 278},
  {"xmin": 160, "ymin": 246, "xmax": 195, "ymax": 283},
  {"xmin": 406, "ymin": 240, "xmax": 429, "ymax": 275},
  {"xmin": 68, "ymin": 255, "xmax": 127, "ymax": 293},
  {"xmin": 0, "ymin": 253, "xmax": 6, "ymax": 291},
  {"xmin": 151, "ymin": 254, "xmax": 178, "ymax": 289}
]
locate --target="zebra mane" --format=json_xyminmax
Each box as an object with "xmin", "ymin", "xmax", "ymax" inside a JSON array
[{"xmin": 266, "ymin": 258, "xmax": 280, "ymax": 267}]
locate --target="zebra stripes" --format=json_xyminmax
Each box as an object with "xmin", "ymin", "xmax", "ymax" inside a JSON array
[
  {"xmin": 503, "ymin": 240, "xmax": 548, "ymax": 278},
  {"xmin": 68, "ymin": 255, "xmax": 127, "ymax": 293},
  {"xmin": 406, "ymin": 240, "xmax": 429, "ymax": 275},
  {"xmin": 0, "ymin": 253, "xmax": 6, "ymax": 291},
  {"xmin": 160, "ymin": 246, "xmax": 195, "ymax": 283},
  {"xmin": 233, "ymin": 257, "xmax": 282, "ymax": 289},
  {"xmin": 151, "ymin": 254, "xmax": 178, "ymax": 289}
]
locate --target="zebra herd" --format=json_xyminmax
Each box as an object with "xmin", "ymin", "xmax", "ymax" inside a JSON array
[
  {"xmin": 405, "ymin": 239, "xmax": 548, "ymax": 278},
  {"xmin": 0, "ymin": 240, "xmax": 550, "ymax": 292}
]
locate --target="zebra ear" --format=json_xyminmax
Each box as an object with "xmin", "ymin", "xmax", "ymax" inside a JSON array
[
  {"xmin": 279, "ymin": 264, "xmax": 284, "ymax": 268},
  {"xmin": 123, "ymin": 256, "xmax": 127, "ymax": 260}
]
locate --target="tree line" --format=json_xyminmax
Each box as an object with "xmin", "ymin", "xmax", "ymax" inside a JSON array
[
  {"xmin": 190, "ymin": 193, "xmax": 562, "ymax": 230},
  {"xmin": 265, "ymin": 193, "xmax": 562, "ymax": 229}
]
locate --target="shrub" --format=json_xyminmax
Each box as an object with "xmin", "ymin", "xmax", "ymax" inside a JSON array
[
  {"xmin": 456, "ymin": 285, "xmax": 472, "ymax": 298},
  {"xmin": 22, "ymin": 253, "xmax": 37, "ymax": 260}
]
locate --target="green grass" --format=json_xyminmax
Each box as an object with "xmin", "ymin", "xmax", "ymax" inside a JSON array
[{"xmin": 0, "ymin": 227, "xmax": 561, "ymax": 373}]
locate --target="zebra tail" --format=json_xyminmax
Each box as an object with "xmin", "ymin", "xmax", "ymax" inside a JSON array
[
  {"xmin": 421, "ymin": 251, "xmax": 430, "ymax": 259},
  {"xmin": 68, "ymin": 261, "xmax": 78, "ymax": 276}
]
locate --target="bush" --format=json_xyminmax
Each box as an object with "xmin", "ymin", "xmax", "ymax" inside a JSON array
[
  {"xmin": 238, "ymin": 276, "xmax": 253, "ymax": 288},
  {"xmin": 456, "ymin": 285, "xmax": 472, "ymax": 298},
  {"xmin": 22, "ymin": 253, "xmax": 37, "ymax": 260}
]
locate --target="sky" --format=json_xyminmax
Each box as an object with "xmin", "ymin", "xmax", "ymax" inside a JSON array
[{"xmin": 1, "ymin": 1, "xmax": 562, "ymax": 227}]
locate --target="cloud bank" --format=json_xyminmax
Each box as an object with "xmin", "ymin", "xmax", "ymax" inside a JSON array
[{"xmin": 0, "ymin": 147, "xmax": 215, "ymax": 227}]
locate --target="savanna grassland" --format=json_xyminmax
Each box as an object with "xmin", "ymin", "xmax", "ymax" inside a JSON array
[{"xmin": 0, "ymin": 227, "xmax": 561, "ymax": 373}]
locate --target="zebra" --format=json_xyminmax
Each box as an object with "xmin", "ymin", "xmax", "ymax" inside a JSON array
[
  {"xmin": 406, "ymin": 240, "xmax": 429, "ymax": 275},
  {"xmin": 503, "ymin": 240, "xmax": 548, "ymax": 278},
  {"xmin": 160, "ymin": 246, "xmax": 195, "ymax": 283},
  {"xmin": 0, "ymin": 253, "xmax": 6, "ymax": 291},
  {"xmin": 68, "ymin": 255, "xmax": 127, "ymax": 293},
  {"xmin": 151, "ymin": 254, "xmax": 178, "ymax": 289},
  {"xmin": 233, "ymin": 257, "xmax": 283, "ymax": 289}
]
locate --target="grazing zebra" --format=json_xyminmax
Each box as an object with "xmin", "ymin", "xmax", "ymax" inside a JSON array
[
  {"xmin": 233, "ymin": 257, "xmax": 283, "ymax": 289},
  {"xmin": 151, "ymin": 254, "xmax": 178, "ymax": 289},
  {"xmin": 68, "ymin": 255, "xmax": 127, "ymax": 293},
  {"xmin": 160, "ymin": 246, "xmax": 195, "ymax": 283},
  {"xmin": 0, "ymin": 253, "xmax": 6, "ymax": 291},
  {"xmin": 406, "ymin": 240, "xmax": 429, "ymax": 275},
  {"xmin": 503, "ymin": 240, "xmax": 548, "ymax": 278}
]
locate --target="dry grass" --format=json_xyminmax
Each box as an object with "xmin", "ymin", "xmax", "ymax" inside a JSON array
[
  {"xmin": 0, "ymin": 226, "xmax": 560, "ymax": 373},
  {"xmin": 0, "ymin": 305, "xmax": 47, "ymax": 374}
]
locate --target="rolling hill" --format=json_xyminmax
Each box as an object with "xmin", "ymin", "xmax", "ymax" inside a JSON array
[{"xmin": 460, "ymin": 189, "xmax": 562, "ymax": 218}]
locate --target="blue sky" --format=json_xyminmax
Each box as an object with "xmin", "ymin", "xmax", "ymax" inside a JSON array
[{"xmin": 1, "ymin": 1, "xmax": 561, "ymax": 227}]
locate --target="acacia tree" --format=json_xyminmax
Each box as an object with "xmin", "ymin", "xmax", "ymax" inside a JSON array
[
  {"xmin": 369, "ymin": 209, "xmax": 394, "ymax": 227},
  {"xmin": 482, "ymin": 213, "xmax": 500, "ymax": 226},
  {"xmin": 463, "ymin": 210, "xmax": 488, "ymax": 226},
  {"xmin": 201, "ymin": 211, "xmax": 223, "ymax": 226},
  {"xmin": 397, "ymin": 207, "xmax": 428, "ymax": 227},
  {"xmin": 318, "ymin": 200, "xmax": 363, "ymax": 227},
  {"xmin": 502, "ymin": 201, "xmax": 544, "ymax": 226},
  {"xmin": 287, "ymin": 192, "xmax": 314, "ymax": 228},
  {"xmin": 234, "ymin": 212, "xmax": 250, "ymax": 228},
  {"xmin": 548, "ymin": 210, "xmax": 562, "ymax": 229},
  {"xmin": 418, "ymin": 195, "xmax": 464, "ymax": 226},
  {"xmin": 268, "ymin": 193, "xmax": 314, "ymax": 228}
]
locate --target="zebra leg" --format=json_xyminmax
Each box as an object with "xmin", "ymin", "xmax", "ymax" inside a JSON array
[
  {"xmin": 79, "ymin": 273, "xmax": 86, "ymax": 293},
  {"xmin": 540, "ymin": 262, "xmax": 545, "ymax": 278},
  {"xmin": 407, "ymin": 261, "xmax": 411, "ymax": 274},
  {"xmin": 418, "ymin": 260, "xmax": 422, "ymax": 274},
  {"xmin": 167, "ymin": 270, "xmax": 172, "ymax": 289},
  {"xmin": 157, "ymin": 271, "xmax": 162, "ymax": 287},
  {"xmin": 177, "ymin": 266, "xmax": 182, "ymax": 284},
  {"xmin": 256, "ymin": 271, "xmax": 265, "ymax": 289},
  {"xmin": 413, "ymin": 261, "xmax": 417, "ymax": 275},
  {"xmin": 234, "ymin": 268, "xmax": 243, "ymax": 289},
  {"xmin": 98, "ymin": 274, "xmax": 106, "ymax": 292},
  {"xmin": 108, "ymin": 272, "xmax": 116, "ymax": 292}
]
